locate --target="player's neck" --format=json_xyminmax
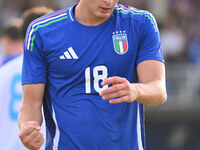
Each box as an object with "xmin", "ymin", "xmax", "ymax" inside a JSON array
[{"xmin": 74, "ymin": 3, "xmax": 111, "ymax": 26}]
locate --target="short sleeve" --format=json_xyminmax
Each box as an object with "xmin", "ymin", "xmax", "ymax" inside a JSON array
[
  {"xmin": 22, "ymin": 27, "xmax": 47, "ymax": 84},
  {"xmin": 136, "ymin": 12, "xmax": 164, "ymax": 65}
]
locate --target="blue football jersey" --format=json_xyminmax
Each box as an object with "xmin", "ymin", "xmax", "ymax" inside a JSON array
[{"xmin": 22, "ymin": 4, "xmax": 164, "ymax": 150}]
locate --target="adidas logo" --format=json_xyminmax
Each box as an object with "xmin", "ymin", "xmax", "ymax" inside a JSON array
[{"xmin": 60, "ymin": 47, "xmax": 78, "ymax": 59}]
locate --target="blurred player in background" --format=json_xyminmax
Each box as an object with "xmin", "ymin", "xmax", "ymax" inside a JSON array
[
  {"xmin": 0, "ymin": 19, "xmax": 23, "ymax": 66},
  {"xmin": 18, "ymin": 0, "xmax": 167, "ymax": 149},
  {"xmin": 0, "ymin": 6, "xmax": 53, "ymax": 150}
]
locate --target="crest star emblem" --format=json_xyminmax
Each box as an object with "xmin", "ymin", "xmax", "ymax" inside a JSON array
[{"xmin": 112, "ymin": 31, "xmax": 129, "ymax": 55}]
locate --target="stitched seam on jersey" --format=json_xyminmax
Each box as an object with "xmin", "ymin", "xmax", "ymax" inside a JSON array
[
  {"xmin": 26, "ymin": 12, "xmax": 67, "ymax": 49},
  {"xmin": 34, "ymin": 16, "xmax": 68, "ymax": 31},
  {"xmin": 27, "ymin": 13, "xmax": 67, "ymax": 50},
  {"xmin": 30, "ymin": 16, "xmax": 68, "ymax": 51},
  {"xmin": 25, "ymin": 10, "xmax": 67, "ymax": 49},
  {"xmin": 117, "ymin": 8, "xmax": 158, "ymax": 32}
]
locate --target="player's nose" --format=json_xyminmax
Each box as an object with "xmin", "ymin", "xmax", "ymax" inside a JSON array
[{"xmin": 103, "ymin": 0, "xmax": 114, "ymax": 4}]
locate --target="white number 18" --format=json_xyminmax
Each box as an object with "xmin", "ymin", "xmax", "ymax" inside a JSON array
[{"xmin": 85, "ymin": 65, "xmax": 108, "ymax": 93}]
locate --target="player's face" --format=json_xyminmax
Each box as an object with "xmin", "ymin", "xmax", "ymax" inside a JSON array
[{"xmin": 84, "ymin": 0, "xmax": 119, "ymax": 19}]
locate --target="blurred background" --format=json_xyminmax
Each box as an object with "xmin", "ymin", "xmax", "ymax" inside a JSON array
[{"xmin": 0, "ymin": 0, "xmax": 199, "ymax": 149}]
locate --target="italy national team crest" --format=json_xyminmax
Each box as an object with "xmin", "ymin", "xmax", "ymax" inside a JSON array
[{"xmin": 112, "ymin": 31, "xmax": 129, "ymax": 55}]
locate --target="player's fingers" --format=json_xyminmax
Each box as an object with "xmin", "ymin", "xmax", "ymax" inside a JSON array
[
  {"xmin": 20, "ymin": 121, "xmax": 41, "ymax": 136},
  {"xmin": 36, "ymin": 137, "xmax": 45, "ymax": 149},
  {"xmin": 19, "ymin": 124, "xmax": 35, "ymax": 138},
  {"xmin": 20, "ymin": 129, "xmax": 39, "ymax": 145},
  {"xmin": 32, "ymin": 136, "xmax": 45, "ymax": 150},
  {"xmin": 101, "ymin": 76, "xmax": 126, "ymax": 86},
  {"xmin": 102, "ymin": 90, "xmax": 127, "ymax": 100},
  {"xmin": 100, "ymin": 83, "xmax": 124, "ymax": 96},
  {"xmin": 28, "ymin": 129, "xmax": 40, "ymax": 140},
  {"xmin": 109, "ymin": 96, "xmax": 130, "ymax": 104},
  {"xmin": 33, "ymin": 133, "xmax": 44, "ymax": 143},
  {"xmin": 23, "ymin": 133, "xmax": 44, "ymax": 150},
  {"xmin": 28, "ymin": 140, "xmax": 44, "ymax": 150},
  {"xmin": 26, "ymin": 121, "xmax": 41, "ymax": 130}
]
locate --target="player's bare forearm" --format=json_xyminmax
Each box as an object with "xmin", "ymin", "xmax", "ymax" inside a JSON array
[
  {"xmin": 18, "ymin": 84, "xmax": 45, "ymax": 129},
  {"xmin": 18, "ymin": 84, "xmax": 45, "ymax": 149},
  {"xmin": 136, "ymin": 60, "xmax": 167, "ymax": 105},
  {"xmin": 99, "ymin": 60, "xmax": 167, "ymax": 105},
  {"xmin": 131, "ymin": 80, "xmax": 167, "ymax": 106},
  {"xmin": 18, "ymin": 102, "xmax": 43, "ymax": 129}
]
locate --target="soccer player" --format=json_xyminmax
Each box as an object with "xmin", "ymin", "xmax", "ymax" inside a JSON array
[
  {"xmin": 0, "ymin": 55, "xmax": 26, "ymax": 150},
  {"xmin": 18, "ymin": 0, "xmax": 167, "ymax": 149},
  {"xmin": 0, "ymin": 7, "xmax": 53, "ymax": 150}
]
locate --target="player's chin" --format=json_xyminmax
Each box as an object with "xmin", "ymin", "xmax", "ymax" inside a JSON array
[{"xmin": 96, "ymin": 12, "xmax": 112, "ymax": 19}]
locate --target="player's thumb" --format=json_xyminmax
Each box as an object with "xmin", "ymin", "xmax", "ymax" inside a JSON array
[{"xmin": 29, "ymin": 121, "xmax": 41, "ymax": 130}]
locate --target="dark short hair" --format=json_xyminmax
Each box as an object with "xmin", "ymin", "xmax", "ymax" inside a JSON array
[
  {"xmin": 0, "ymin": 19, "xmax": 23, "ymax": 41},
  {"xmin": 22, "ymin": 7, "xmax": 54, "ymax": 38}
]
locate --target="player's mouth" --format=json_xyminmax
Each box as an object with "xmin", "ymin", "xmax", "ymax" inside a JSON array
[{"xmin": 100, "ymin": 7, "xmax": 111, "ymax": 13}]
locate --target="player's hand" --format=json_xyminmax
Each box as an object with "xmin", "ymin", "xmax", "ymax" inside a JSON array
[
  {"xmin": 99, "ymin": 76, "xmax": 139, "ymax": 104},
  {"xmin": 19, "ymin": 121, "xmax": 44, "ymax": 150}
]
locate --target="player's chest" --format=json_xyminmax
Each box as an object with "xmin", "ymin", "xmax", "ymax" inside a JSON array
[{"xmin": 44, "ymin": 27, "xmax": 138, "ymax": 76}]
